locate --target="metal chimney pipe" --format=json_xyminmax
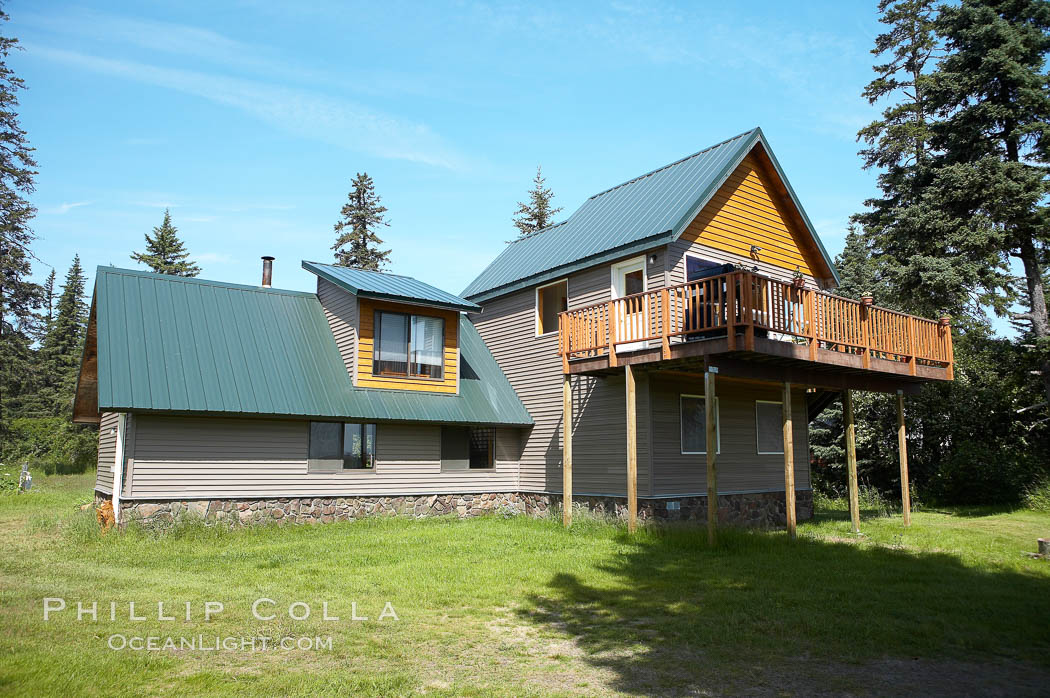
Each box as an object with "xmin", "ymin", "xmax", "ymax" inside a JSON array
[{"xmin": 261, "ymin": 256, "xmax": 274, "ymax": 288}]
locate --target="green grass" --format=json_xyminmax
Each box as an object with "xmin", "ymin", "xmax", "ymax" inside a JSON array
[{"xmin": 2, "ymin": 472, "xmax": 1049, "ymax": 696}]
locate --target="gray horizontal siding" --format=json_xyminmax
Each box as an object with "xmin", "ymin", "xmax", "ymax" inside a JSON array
[
  {"xmin": 649, "ymin": 374, "xmax": 810, "ymax": 495},
  {"xmin": 317, "ymin": 277, "xmax": 358, "ymax": 383},
  {"xmin": 94, "ymin": 411, "xmax": 119, "ymax": 494},
  {"xmin": 126, "ymin": 415, "xmax": 521, "ymax": 499},
  {"xmin": 471, "ymin": 253, "xmax": 660, "ymax": 497}
]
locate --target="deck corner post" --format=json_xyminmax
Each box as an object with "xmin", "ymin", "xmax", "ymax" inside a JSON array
[
  {"xmin": 843, "ymin": 390, "xmax": 861, "ymax": 535},
  {"xmin": 660, "ymin": 288, "xmax": 671, "ymax": 359},
  {"xmin": 625, "ymin": 364, "xmax": 638, "ymax": 534},
  {"xmin": 608, "ymin": 301, "xmax": 618, "ymax": 368},
  {"xmin": 705, "ymin": 368, "xmax": 718, "ymax": 545},
  {"xmin": 563, "ymin": 374, "xmax": 573, "ymax": 528},
  {"xmin": 559, "ymin": 314, "xmax": 570, "ymax": 373},
  {"xmin": 726, "ymin": 273, "xmax": 737, "ymax": 351},
  {"xmin": 805, "ymin": 289, "xmax": 817, "ymax": 361},
  {"xmin": 896, "ymin": 390, "xmax": 911, "ymax": 527},
  {"xmin": 782, "ymin": 382, "xmax": 796, "ymax": 538}
]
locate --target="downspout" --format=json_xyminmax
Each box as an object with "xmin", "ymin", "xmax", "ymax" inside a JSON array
[{"xmin": 112, "ymin": 413, "xmax": 127, "ymax": 526}]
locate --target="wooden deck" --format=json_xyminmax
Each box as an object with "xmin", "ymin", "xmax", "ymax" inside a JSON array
[{"xmin": 558, "ymin": 270, "xmax": 953, "ymax": 392}]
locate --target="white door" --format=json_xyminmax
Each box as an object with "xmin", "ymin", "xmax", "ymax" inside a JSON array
[{"xmin": 611, "ymin": 256, "xmax": 648, "ymax": 353}]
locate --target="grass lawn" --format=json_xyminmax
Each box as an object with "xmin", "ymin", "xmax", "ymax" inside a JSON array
[{"xmin": 2, "ymin": 472, "xmax": 1049, "ymax": 697}]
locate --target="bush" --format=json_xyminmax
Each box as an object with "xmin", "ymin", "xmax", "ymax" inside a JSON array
[
  {"xmin": 2, "ymin": 417, "xmax": 97, "ymax": 475},
  {"xmin": 1023, "ymin": 479, "xmax": 1050, "ymax": 513}
]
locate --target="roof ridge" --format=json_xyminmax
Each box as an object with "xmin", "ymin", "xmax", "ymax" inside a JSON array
[
  {"xmin": 302, "ymin": 260, "xmax": 416, "ymax": 280},
  {"xmin": 97, "ymin": 265, "xmax": 316, "ymax": 298},
  {"xmin": 587, "ymin": 128, "xmax": 758, "ymax": 200}
]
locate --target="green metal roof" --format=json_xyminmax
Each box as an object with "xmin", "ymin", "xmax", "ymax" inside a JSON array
[
  {"xmin": 461, "ymin": 128, "xmax": 840, "ymax": 302},
  {"xmin": 303, "ymin": 261, "xmax": 481, "ymax": 312},
  {"xmin": 83, "ymin": 267, "xmax": 531, "ymax": 426}
]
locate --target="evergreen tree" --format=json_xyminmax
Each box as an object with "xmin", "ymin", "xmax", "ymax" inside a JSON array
[
  {"xmin": 31, "ymin": 257, "xmax": 87, "ymax": 415},
  {"xmin": 41, "ymin": 268, "xmax": 55, "ymax": 329},
  {"xmin": 0, "ymin": 8, "xmax": 41, "ymax": 447},
  {"xmin": 130, "ymin": 209, "xmax": 200, "ymax": 277},
  {"xmin": 926, "ymin": 0, "xmax": 1050, "ymax": 402},
  {"xmin": 512, "ymin": 166, "xmax": 563, "ymax": 238},
  {"xmin": 332, "ymin": 173, "xmax": 391, "ymax": 271}
]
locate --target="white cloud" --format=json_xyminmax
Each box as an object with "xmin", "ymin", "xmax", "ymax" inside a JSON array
[
  {"xmin": 27, "ymin": 44, "xmax": 465, "ymax": 169},
  {"xmin": 44, "ymin": 201, "xmax": 92, "ymax": 215}
]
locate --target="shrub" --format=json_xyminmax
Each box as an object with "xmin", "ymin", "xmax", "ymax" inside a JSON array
[
  {"xmin": 2, "ymin": 417, "xmax": 97, "ymax": 475},
  {"xmin": 1023, "ymin": 479, "xmax": 1050, "ymax": 513}
]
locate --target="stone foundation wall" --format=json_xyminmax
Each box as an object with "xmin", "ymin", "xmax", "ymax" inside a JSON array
[{"xmin": 102, "ymin": 490, "xmax": 812, "ymax": 529}]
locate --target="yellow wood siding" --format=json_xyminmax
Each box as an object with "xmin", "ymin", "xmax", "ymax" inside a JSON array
[
  {"xmin": 357, "ymin": 298, "xmax": 458, "ymax": 394},
  {"xmin": 682, "ymin": 155, "xmax": 822, "ymax": 277}
]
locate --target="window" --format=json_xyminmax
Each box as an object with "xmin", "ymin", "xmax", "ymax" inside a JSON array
[
  {"xmin": 309, "ymin": 421, "xmax": 377, "ymax": 471},
  {"xmin": 686, "ymin": 256, "xmax": 723, "ymax": 282},
  {"xmin": 756, "ymin": 401, "xmax": 784, "ymax": 454},
  {"xmin": 536, "ymin": 280, "xmax": 568, "ymax": 335},
  {"xmin": 441, "ymin": 426, "xmax": 495, "ymax": 470},
  {"xmin": 373, "ymin": 311, "xmax": 445, "ymax": 379},
  {"xmin": 681, "ymin": 394, "xmax": 719, "ymax": 455}
]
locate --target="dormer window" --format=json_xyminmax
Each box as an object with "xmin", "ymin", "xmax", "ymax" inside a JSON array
[{"xmin": 374, "ymin": 310, "xmax": 445, "ymax": 380}]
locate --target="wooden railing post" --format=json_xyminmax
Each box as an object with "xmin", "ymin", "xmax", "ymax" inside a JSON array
[
  {"xmin": 607, "ymin": 301, "xmax": 618, "ymax": 368},
  {"xmin": 743, "ymin": 272, "xmax": 755, "ymax": 351},
  {"xmin": 559, "ymin": 314, "xmax": 569, "ymax": 373},
  {"xmin": 726, "ymin": 273, "xmax": 737, "ymax": 351},
  {"xmin": 940, "ymin": 316, "xmax": 954, "ymax": 380},
  {"xmin": 907, "ymin": 317, "xmax": 917, "ymax": 376},
  {"xmin": 661, "ymin": 288, "xmax": 671, "ymax": 360},
  {"xmin": 805, "ymin": 288, "xmax": 817, "ymax": 361},
  {"xmin": 860, "ymin": 298, "xmax": 872, "ymax": 370}
]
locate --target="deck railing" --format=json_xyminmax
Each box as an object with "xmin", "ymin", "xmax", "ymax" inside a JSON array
[{"xmin": 558, "ymin": 270, "xmax": 954, "ymax": 378}]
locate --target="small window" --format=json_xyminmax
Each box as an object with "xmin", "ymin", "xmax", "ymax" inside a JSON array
[
  {"xmin": 536, "ymin": 280, "xmax": 568, "ymax": 335},
  {"xmin": 681, "ymin": 394, "xmax": 719, "ymax": 455},
  {"xmin": 756, "ymin": 401, "xmax": 784, "ymax": 454},
  {"xmin": 309, "ymin": 421, "xmax": 376, "ymax": 470},
  {"xmin": 441, "ymin": 426, "xmax": 495, "ymax": 470},
  {"xmin": 374, "ymin": 310, "xmax": 445, "ymax": 379}
]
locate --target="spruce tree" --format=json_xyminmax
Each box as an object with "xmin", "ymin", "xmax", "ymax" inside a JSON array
[
  {"xmin": 41, "ymin": 268, "xmax": 54, "ymax": 328},
  {"xmin": 332, "ymin": 172, "xmax": 391, "ymax": 270},
  {"xmin": 0, "ymin": 8, "xmax": 41, "ymax": 446},
  {"xmin": 926, "ymin": 0, "xmax": 1050, "ymax": 402},
  {"xmin": 512, "ymin": 166, "xmax": 563, "ymax": 238},
  {"xmin": 130, "ymin": 209, "xmax": 201, "ymax": 277},
  {"xmin": 37, "ymin": 256, "xmax": 87, "ymax": 414}
]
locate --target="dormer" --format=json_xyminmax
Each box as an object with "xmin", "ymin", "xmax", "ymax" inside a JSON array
[{"xmin": 303, "ymin": 261, "xmax": 481, "ymax": 395}]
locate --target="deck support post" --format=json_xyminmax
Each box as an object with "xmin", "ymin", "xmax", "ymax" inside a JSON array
[
  {"xmin": 843, "ymin": 390, "xmax": 861, "ymax": 534},
  {"xmin": 562, "ymin": 375, "xmax": 573, "ymax": 528},
  {"xmin": 705, "ymin": 368, "xmax": 718, "ymax": 545},
  {"xmin": 897, "ymin": 390, "xmax": 911, "ymax": 527},
  {"xmin": 112, "ymin": 413, "xmax": 127, "ymax": 526},
  {"xmin": 625, "ymin": 364, "xmax": 638, "ymax": 534},
  {"xmin": 782, "ymin": 382, "xmax": 796, "ymax": 538}
]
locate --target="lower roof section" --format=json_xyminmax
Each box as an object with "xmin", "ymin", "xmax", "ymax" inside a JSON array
[{"xmin": 74, "ymin": 267, "xmax": 532, "ymax": 427}]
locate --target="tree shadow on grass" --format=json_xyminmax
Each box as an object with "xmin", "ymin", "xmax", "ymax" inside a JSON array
[{"xmin": 518, "ymin": 527, "xmax": 1050, "ymax": 696}]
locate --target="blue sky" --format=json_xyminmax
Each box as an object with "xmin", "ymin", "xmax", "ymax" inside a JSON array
[{"xmin": 12, "ymin": 1, "xmax": 885, "ymax": 300}]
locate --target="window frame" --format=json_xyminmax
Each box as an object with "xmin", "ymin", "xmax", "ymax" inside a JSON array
[
  {"xmin": 440, "ymin": 426, "xmax": 497, "ymax": 471},
  {"xmin": 680, "ymin": 393, "xmax": 720, "ymax": 455},
  {"xmin": 685, "ymin": 254, "xmax": 724, "ymax": 282},
  {"xmin": 308, "ymin": 421, "xmax": 378, "ymax": 472},
  {"xmin": 372, "ymin": 309, "xmax": 446, "ymax": 381},
  {"xmin": 755, "ymin": 400, "xmax": 785, "ymax": 455},
  {"xmin": 535, "ymin": 278, "xmax": 569, "ymax": 337}
]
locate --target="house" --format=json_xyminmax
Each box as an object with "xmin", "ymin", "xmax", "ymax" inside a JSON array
[{"xmin": 74, "ymin": 128, "xmax": 953, "ymax": 532}]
